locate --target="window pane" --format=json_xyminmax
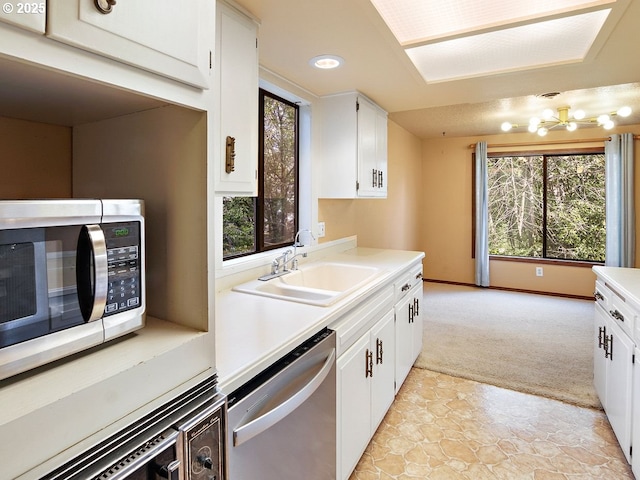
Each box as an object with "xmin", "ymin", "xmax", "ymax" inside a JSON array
[
  {"xmin": 487, "ymin": 156, "xmax": 543, "ymax": 257},
  {"xmin": 263, "ymin": 95, "xmax": 297, "ymax": 247},
  {"xmin": 223, "ymin": 196, "xmax": 256, "ymax": 258},
  {"xmin": 546, "ymin": 154, "xmax": 605, "ymax": 261}
]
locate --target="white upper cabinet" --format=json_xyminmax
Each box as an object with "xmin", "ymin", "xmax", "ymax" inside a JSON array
[
  {"xmin": 320, "ymin": 92, "xmax": 388, "ymax": 198},
  {"xmin": 0, "ymin": 2, "xmax": 45, "ymax": 33},
  {"xmin": 214, "ymin": 0, "xmax": 259, "ymax": 195},
  {"xmin": 46, "ymin": 0, "xmax": 213, "ymax": 89}
]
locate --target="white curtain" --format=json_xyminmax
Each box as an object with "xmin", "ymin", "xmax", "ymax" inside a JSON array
[
  {"xmin": 605, "ymin": 133, "xmax": 635, "ymax": 267},
  {"xmin": 475, "ymin": 141, "xmax": 490, "ymax": 286}
]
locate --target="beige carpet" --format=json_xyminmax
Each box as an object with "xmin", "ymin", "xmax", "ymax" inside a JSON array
[{"xmin": 414, "ymin": 282, "xmax": 601, "ymax": 409}]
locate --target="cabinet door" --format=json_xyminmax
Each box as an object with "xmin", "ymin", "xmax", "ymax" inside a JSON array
[
  {"xmin": 0, "ymin": 3, "xmax": 45, "ymax": 33},
  {"xmin": 375, "ymin": 107, "xmax": 388, "ymax": 196},
  {"xmin": 357, "ymin": 96, "xmax": 379, "ymax": 197},
  {"xmin": 395, "ymin": 292, "xmax": 414, "ymax": 393},
  {"xmin": 337, "ymin": 333, "xmax": 371, "ymax": 480},
  {"xmin": 371, "ymin": 310, "xmax": 395, "ymax": 431},
  {"xmin": 47, "ymin": 0, "xmax": 212, "ymax": 88},
  {"xmin": 632, "ymin": 346, "xmax": 640, "ymax": 478},
  {"xmin": 606, "ymin": 318, "xmax": 634, "ymax": 464},
  {"xmin": 411, "ymin": 282, "xmax": 424, "ymax": 360},
  {"xmin": 594, "ymin": 305, "xmax": 608, "ymax": 408},
  {"xmin": 215, "ymin": 2, "xmax": 259, "ymax": 195}
]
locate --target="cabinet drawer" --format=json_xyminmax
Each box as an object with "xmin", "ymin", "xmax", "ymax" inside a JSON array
[
  {"xmin": 331, "ymin": 285, "xmax": 394, "ymax": 356},
  {"xmin": 608, "ymin": 293, "xmax": 635, "ymax": 340},
  {"xmin": 394, "ymin": 263, "xmax": 423, "ymax": 301},
  {"xmin": 594, "ymin": 280, "xmax": 610, "ymax": 311}
]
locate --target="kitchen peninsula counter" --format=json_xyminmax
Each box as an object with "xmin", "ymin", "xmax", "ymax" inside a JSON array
[{"xmin": 215, "ymin": 246, "xmax": 425, "ymax": 394}]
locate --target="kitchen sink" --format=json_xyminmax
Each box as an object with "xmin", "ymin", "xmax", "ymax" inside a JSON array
[{"xmin": 232, "ymin": 262, "xmax": 383, "ymax": 306}]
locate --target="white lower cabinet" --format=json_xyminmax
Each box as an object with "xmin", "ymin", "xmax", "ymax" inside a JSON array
[
  {"xmin": 633, "ymin": 346, "xmax": 640, "ymax": 477},
  {"xmin": 394, "ymin": 266, "xmax": 424, "ymax": 393},
  {"xmin": 337, "ymin": 309, "xmax": 395, "ymax": 480},
  {"xmin": 593, "ymin": 269, "xmax": 638, "ymax": 467},
  {"xmin": 594, "ymin": 303, "xmax": 634, "ymax": 462}
]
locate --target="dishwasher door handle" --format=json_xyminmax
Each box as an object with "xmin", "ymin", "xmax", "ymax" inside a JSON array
[{"xmin": 233, "ymin": 348, "xmax": 336, "ymax": 447}]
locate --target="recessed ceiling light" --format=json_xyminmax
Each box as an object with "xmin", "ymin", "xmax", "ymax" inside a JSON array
[{"xmin": 309, "ymin": 55, "xmax": 344, "ymax": 69}]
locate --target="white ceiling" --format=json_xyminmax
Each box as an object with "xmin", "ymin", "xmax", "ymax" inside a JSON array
[{"xmin": 233, "ymin": 0, "xmax": 640, "ymax": 138}]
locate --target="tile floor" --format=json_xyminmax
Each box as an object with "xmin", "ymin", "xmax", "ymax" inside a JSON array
[{"xmin": 350, "ymin": 368, "xmax": 634, "ymax": 479}]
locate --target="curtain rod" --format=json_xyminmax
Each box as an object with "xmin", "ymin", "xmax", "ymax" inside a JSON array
[{"xmin": 468, "ymin": 135, "xmax": 640, "ymax": 149}]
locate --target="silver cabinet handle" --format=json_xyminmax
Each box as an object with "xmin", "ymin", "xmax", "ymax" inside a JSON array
[{"xmin": 233, "ymin": 348, "xmax": 336, "ymax": 446}]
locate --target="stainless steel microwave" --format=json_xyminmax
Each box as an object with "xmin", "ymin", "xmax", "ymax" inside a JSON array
[{"xmin": 0, "ymin": 199, "xmax": 145, "ymax": 380}]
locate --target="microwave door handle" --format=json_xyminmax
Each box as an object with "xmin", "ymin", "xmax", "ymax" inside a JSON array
[{"xmin": 76, "ymin": 225, "xmax": 108, "ymax": 322}]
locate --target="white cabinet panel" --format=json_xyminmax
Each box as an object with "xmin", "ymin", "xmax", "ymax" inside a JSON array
[
  {"xmin": 606, "ymin": 317, "xmax": 634, "ymax": 463},
  {"xmin": 338, "ymin": 333, "xmax": 372, "ymax": 480},
  {"xmin": 320, "ymin": 92, "xmax": 387, "ymax": 198},
  {"xmin": 394, "ymin": 265, "xmax": 424, "ymax": 393},
  {"xmin": 632, "ymin": 346, "xmax": 640, "ymax": 478},
  {"xmin": 337, "ymin": 309, "xmax": 395, "ymax": 480},
  {"xmin": 0, "ymin": 2, "xmax": 45, "ymax": 33},
  {"xmin": 214, "ymin": 0, "xmax": 259, "ymax": 195},
  {"xmin": 47, "ymin": 0, "xmax": 212, "ymax": 88}
]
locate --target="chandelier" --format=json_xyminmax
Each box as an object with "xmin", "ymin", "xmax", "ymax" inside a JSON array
[{"xmin": 501, "ymin": 105, "xmax": 632, "ymax": 136}]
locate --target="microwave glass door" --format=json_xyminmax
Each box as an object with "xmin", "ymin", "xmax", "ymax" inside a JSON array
[
  {"xmin": 0, "ymin": 221, "xmax": 142, "ymax": 350},
  {"xmin": 0, "ymin": 226, "xmax": 87, "ymax": 348}
]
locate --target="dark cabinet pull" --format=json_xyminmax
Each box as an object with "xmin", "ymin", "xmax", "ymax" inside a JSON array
[
  {"xmin": 605, "ymin": 334, "xmax": 613, "ymax": 360},
  {"xmin": 372, "ymin": 169, "xmax": 378, "ymax": 187},
  {"xmin": 414, "ymin": 297, "xmax": 420, "ymax": 317},
  {"xmin": 376, "ymin": 338, "xmax": 383, "ymax": 364},
  {"xmin": 594, "ymin": 291, "xmax": 604, "ymax": 301},
  {"xmin": 95, "ymin": 0, "xmax": 116, "ymax": 14},
  {"xmin": 378, "ymin": 170, "xmax": 383, "ymax": 188},
  {"xmin": 365, "ymin": 349, "xmax": 373, "ymax": 378},
  {"xmin": 598, "ymin": 325, "xmax": 606, "ymax": 349},
  {"xmin": 610, "ymin": 309, "xmax": 625, "ymax": 322}
]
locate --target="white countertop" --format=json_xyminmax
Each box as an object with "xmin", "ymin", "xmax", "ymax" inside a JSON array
[
  {"xmin": 593, "ymin": 266, "xmax": 640, "ymax": 311},
  {"xmin": 215, "ymin": 247, "xmax": 424, "ymax": 393}
]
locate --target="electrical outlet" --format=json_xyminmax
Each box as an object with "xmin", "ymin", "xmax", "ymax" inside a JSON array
[
  {"xmin": 536, "ymin": 267, "xmax": 543, "ymax": 277},
  {"xmin": 317, "ymin": 222, "xmax": 326, "ymax": 238}
]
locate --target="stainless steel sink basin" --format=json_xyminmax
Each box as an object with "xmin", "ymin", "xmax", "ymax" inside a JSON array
[{"xmin": 232, "ymin": 262, "xmax": 383, "ymax": 306}]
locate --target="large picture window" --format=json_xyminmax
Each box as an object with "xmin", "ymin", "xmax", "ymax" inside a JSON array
[
  {"xmin": 486, "ymin": 150, "xmax": 605, "ymax": 262},
  {"xmin": 223, "ymin": 89, "xmax": 299, "ymax": 259}
]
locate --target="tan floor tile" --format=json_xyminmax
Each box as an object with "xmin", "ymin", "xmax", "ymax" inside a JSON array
[{"xmin": 349, "ymin": 368, "xmax": 634, "ymax": 480}]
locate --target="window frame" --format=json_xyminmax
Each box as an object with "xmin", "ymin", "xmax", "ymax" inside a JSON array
[
  {"xmin": 222, "ymin": 88, "xmax": 300, "ymax": 260},
  {"xmin": 472, "ymin": 146, "xmax": 606, "ymax": 266}
]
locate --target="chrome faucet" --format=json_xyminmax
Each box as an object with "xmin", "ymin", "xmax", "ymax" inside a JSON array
[
  {"xmin": 258, "ymin": 229, "xmax": 316, "ymax": 281},
  {"xmin": 271, "ymin": 249, "xmax": 292, "ymax": 275},
  {"xmin": 289, "ymin": 229, "xmax": 316, "ymax": 270}
]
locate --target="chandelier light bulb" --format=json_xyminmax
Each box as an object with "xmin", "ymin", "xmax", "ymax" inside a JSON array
[
  {"xmin": 617, "ymin": 106, "xmax": 632, "ymax": 117},
  {"xmin": 573, "ymin": 109, "xmax": 586, "ymax": 120},
  {"xmin": 500, "ymin": 105, "xmax": 630, "ymax": 134}
]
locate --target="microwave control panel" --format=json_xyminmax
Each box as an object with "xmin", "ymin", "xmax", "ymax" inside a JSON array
[{"xmin": 103, "ymin": 221, "xmax": 142, "ymax": 316}]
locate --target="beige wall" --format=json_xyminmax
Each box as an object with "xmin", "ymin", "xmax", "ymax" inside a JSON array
[
  {"xmin": 1, "ymin": 116, "xmax": 72, "ymax": 198},
  {"xmin": 421, "ymin": 125, "xmax": 640, "ymax": 298},
  {"xmin": 319, "ymin": 119, "xmax": 423, "ymax": 251},
  {"xmin": 320, "ymin": 118, "xmax": 640, "ymax": 298}
]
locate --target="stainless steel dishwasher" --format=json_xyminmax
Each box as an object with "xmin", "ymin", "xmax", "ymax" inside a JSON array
[{"xmin": 227, "ymin": 328, "xmax": 336, "ymax": 480}]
